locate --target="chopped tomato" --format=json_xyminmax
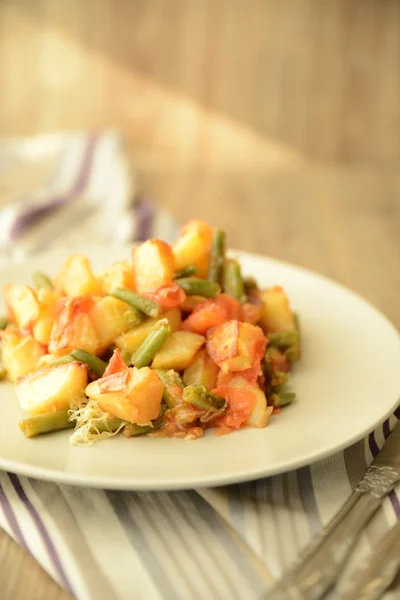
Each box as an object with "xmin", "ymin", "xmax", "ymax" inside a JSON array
[
  {"xmin": 215, "ymin": 294, "xmax": 241, "ymax": 320},
  {"xmin": 98, "ymin": 370, "xmax": 130, "ymax": 393},
  {"xmin": 103, "ymin": 348, "xmax": 128, "ymax": 377},
  {"xmin": 145, "ymin": 282, "xmax": 186, "ymax": 310},
  {"xmin": 237, "ymin": 362, "xmax": 262, "ymax": 385},
  {"xmin": 182, "ymin": 301, "xmax": 228, "ymax": 334},
  {"xmin": 214, "ymin": 426, "xmax": 233, "ymax": 436},
  {"xmin": 240, "ymin": 302, "xmax": 262, "ymax": 325},
  {"xmin": 206, "ymin": 320, "xmax": 240, "ymax": 363},
  {"xmin": 212, "ymin": 383, "xmax": 257, "ymax": 429}
]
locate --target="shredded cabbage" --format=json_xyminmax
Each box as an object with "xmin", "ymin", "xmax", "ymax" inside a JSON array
[{"xmin": 68, "ymin": 398, "xmax": 125, "ymax": 446}]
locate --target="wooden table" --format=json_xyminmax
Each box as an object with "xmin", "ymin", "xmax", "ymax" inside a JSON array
[{"xmin": 0, "ymin": 1, "xmax": 399, "ymax": 598}]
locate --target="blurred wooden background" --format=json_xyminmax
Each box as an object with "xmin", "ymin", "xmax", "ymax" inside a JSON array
[{"xmin": 0, "ymin": 1, "xmax": 399, "ymax": 598}]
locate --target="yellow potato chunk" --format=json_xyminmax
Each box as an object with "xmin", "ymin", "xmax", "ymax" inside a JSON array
[
  {"xmin": 86, "ymin": 367, "xmax": 162, "ymax": 425},
  {"xmin": 132, "ymin": 239, "xmax": 175, "ymax": 294},
  {"xmin": 183, "ymin": 348, "xmax": 219, "ymax": 390},
  {"xmin": 98, "ymin": 261, "xmax": 134, "ymax": 295},
  {"xmin": 54, "ymin": 254, "xmax": 101, "ymax": 297},
  {"xmin": 1, "ymin": 331, "xmax": 45, "ymax": 382},
  {"xmin": 49, "ymin": 298, "xmax": 99, "ymax": 356},
  {"xmin": 172, "ymin": 220, "xmax": 213, "ymax": 277},
  {"xmin": 115, "ymin": 308, "xmax": 181, "ymax": 354},
  {"xmin": 16, "ymin": 362, "xmax": 88, "ymax": 415},
  {"xmin": 88, "ymin": 296, "xmax": 142, "ymax": 351},
  {"xmin": 226, "ymin": 376, "xmax": 273, "ymax": 428},
  {"xmin": 259, "ymin": 286, "xmax": 296, "ymax": 333},
  {"xmin": 4, "ymin": 285, "xmax": 39, "ymax": 328},
  {"xmin": 32, "ymin": 288, "xmax": 61, "ymax": 345},
  {"xmin": 151, "ymin": 331, "xmax": 205, "ymax": 371}
]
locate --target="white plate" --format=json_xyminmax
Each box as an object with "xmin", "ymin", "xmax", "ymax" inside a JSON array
[{"xmin": 0, "ymin": 248, "xmax": 399, "ymax": 490}]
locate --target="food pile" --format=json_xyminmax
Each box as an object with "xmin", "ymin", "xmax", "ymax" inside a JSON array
[{"xmin": 0, "ymin": 220, "xmax": 300, "ymax": 443}]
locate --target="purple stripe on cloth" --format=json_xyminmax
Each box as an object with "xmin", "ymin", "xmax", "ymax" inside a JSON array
[
  {"xmin": 134, "ymin": 198, "xmax": 155, "ymax": 241},
  {"xmin": 10, "ymin": 134, "xmax": 98, "ymax": 241},
  {"xmin": 383, "ymin": 418, "xmax": 391, "ymax": 441},
  {"xmin": 395, "ymin": 406, "xmax": 400, "ymax": 420},
  {"xmin": 368, "ymin": 431, "xmax": 380, "ymax": 458},
  {"xmin": 0, "ymin": 480, "xmax": 29, "ymax": 551},
  {"xmin": 8, "ymin": 473, "xmax": 74, "ymax": 596}
]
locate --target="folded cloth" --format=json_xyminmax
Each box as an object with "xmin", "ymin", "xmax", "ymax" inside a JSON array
[{"xmin": 0, "ymin": 132, "xmax": 399, "ymax": 600}]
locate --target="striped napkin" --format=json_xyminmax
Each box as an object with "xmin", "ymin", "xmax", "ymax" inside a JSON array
[{"xmin": 0, "ymin": 131, "xmax": 399, "ymax": 600}]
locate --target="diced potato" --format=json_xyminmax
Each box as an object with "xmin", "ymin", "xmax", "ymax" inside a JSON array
[
  {"xmin": 219, "ymin": 376, "xmax": 272, "ymax": 428},
  {"xmin": 115, "ymin": 308, "xmax": 181, "ymax": 354},
  {"xmin": 258, "ymin": 286, "xmax": 296, "ymax": 333},
  {"xmin": 132, "ymin": 239, "xmax": 175, "ymax": 294},
  {"xmin": 54, "ymin": 254, "xmax": 101, "ymax": 297},
  {"xmin": 98, "ymin": 261, "xmax": 134, "ymax": 295},
  {"xmin": 206, "ymin": 320, "xmax": 267, "ymax": 373},
  {"xmin": 172, "ymin": 220, "xmax": 213, "ymax": 278},
  {"xmin": 88, "ymin": 296, "xmax": 142, "ymax": 351},
  {"xmin": 32, "ymin": 288, "xmax": 61, "ymax": 345},
  {"xmin": 86, "ymin": 366, "xmax": 162, "ymax": 425},
  {"xmin": 151, "ymin": 331, "xmax": 205, "ymax": 371},
  {"xmin": 4, "ymin": 284, "xmax": 39, "ymax": 328},
  {"xmin": 1, "ymin": 330, "xmax": 45, "ymax": 382},
  {"xmin": 16, "ymin": 362, "xmax": 88, "ymax": 415},
  {"xmin": 49, "ymin": 297, "xmax": 99, "ymax": 356},
  {"xmin": 183, "ymin": 348, "xmax": 219, "ymax": 390}
]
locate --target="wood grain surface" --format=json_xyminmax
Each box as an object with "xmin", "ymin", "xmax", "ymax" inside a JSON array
[{"xmin": 0, "ymin": 1, "xmax": 399, "ymax": 598}]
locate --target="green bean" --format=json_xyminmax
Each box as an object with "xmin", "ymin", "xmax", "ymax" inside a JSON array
[
  {"xmin": 70, "ymin": 350, "xmax": 107, "ymax": 377},
  {"xmin": 156, "ymin": 369, "xmax": 184, "ymax": 409},
  {"xmin": 123, "ymin": 416, "xmax": 163, "ymax": 437},
  {"xmin": 111, "ymin": 288, "xmax": 162, "ymax": 318},
  {"xmin": 174, "ymin": 265, "xmax": 198, "ymax": 279},
  {"xmin": 132, "ymin": 322, "xmax": 170, "ymax": 369},
  {"xmin": 94, "ymin": 417, "xmax": 123, "ymax": 433},
  {"xmin": 19, "ymin": 409, "xmax": 74, "ymax": 438},
  {"xmin": 222, "ymin": 259, "xmax": 246, "ymax": 303},
  {"xmin": 268, "ymin": 331, "xmax": 299, "ymax": 349},
  {"xmin": 43, "ymin": 354, "xmax": 75, "ymax": 366},
  {"xmin": 208, "ymin": 229, "xmax": 226, "ymax": 284},
  {"xmin": 32, "ymin": 271, "xmax": 54, "ymax": 290},
  {"xmin": 243, "ymin": 276, "xmax": 259, "ymax": 295},
  {"xmin": 183, "ymin": 384, "xmax": 227, "ymax": 412},
  {"xmin": 176, "ymin": 278, "xmax": 220, "ymax": 298},
  {"xmin": 270, "ymin": 371, "xmax": 290, "ymax": 395},
  {"xmin": 0, "ymin": 316, "xmax": 10, "ymax": 330},
  {"xmin": 271, "ymin": 392, "xmax": 296, "ymax": 408}
]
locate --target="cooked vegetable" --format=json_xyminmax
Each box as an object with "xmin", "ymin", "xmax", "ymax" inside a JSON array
[
  {"xmin": 183, "ymin": 385, "xmax": 226, "ymax": 412},
  {"xmin": 176, "ymin": 278, "xmax": 220, "ymax": 299},
  {"xmin": 115, "ymin": 308, "xmax": 181, "ymax": 355},
  {"xmin": 54, "ymin": 254, "xmax": 101, "ymax": 297},
  {"xmin": 271, "ymin": 392, "xmax": 296, "ymax": 407},
  {"xmin": 4, "ymin": 284, "xmax": 40, "ymax": 328},
  {"xmin": 15, "ymin": 362, "xmax": 88, "ymax": 415},
  {"xmin": 19, "ymin": 409, "xmax": 74, "ymax": 438},
  {"xmin": 98, "ymin": 261, "xmax": 134, "ymax": 294},
  {"xmin": 2, "ymin": 218, "xmax": 301, "ymax": 443},
  {"xmin": 183, "ymin": 348, "xmax": 219, "ymax": 390},
  {"xmin": 70, "ymin": 350, "xmax": 107, "ymax": 377},
  {"xmin": 156, "ymin": 369, "xmax": 184, "ymax": 409},
  {"xmin": 268, "ymin": 331, "xmax": 299, "ymax": 349},
  {"xmin": 151, "ymin": 331, "xmax": 206, "ymax": 371},
  {"xmin": 32, "ymin": 271, "xmax": 53, "ymax": 290},
  {"xmin": 132, "ymin": 239, "xmax": 175, "ymax": 294},
  {"xmin": 88, "ymin": 296, "xmax": 142, "ymax": 350},
  {"xmin": 1, "ymin": 330, "xmax": 45, "ymax": 381},
  {"xmin": 172, "ymin": 220, "xmax": 213, "ymax": 277},
  {"xmin": 174, "ymin": 265, "xmax": 198, "ymax": 279},
  {"xmin": 208, "ymin": 229, "xmax": 226, "ymax": 284},
  {"xmin": 258, "ymin": 286, "xmax": 296, "ymax": 333},
  {"xmin": 132, "ymin": 322, "xmax": 170, "ymax": 369},
  {"xmin": 111, "ymin": 288, "xmax": 161, "ymax": 318},
  {"xmin": 85, "ymin": 366, "xmax": 163, "ymax": 425},
  {"xmin": 49, "ymin": 297, "xmax": 99, "ymax": 356},
  {"xmin": 222, "ymin": 259, "xmax": 246, "ymax": 303}
]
